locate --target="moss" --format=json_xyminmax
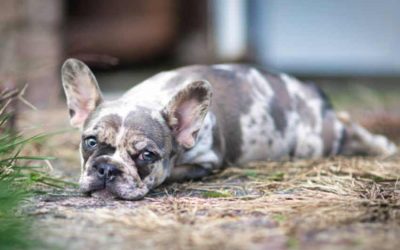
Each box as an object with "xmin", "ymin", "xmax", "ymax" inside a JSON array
[
  {"xmin": 287, "ymin": 237, "xmax": 299, "ymax": 249},
  {"xmin": 272, "ymin": 214, "xmax": 287, "ymax": 223},
  {"xmin": 244, "ymin": 170, "xmax": 258, "ymax": 178},
  {"xmin": 268, "ymin": 172, "xmax": 285, "ymax": 181},
  {"xmin": 202, "ymin": 190, "xmax": 231, "ymax": 198}
]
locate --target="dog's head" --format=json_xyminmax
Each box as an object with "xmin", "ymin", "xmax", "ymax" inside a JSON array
[{"xmin": 61, "ymin": 59, "xmax": 212, "ymax": 200}]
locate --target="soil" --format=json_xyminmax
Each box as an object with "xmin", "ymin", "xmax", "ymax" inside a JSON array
[{"xmin": 30, "ymin": 158, "xmax": 400, "ymax": 250}]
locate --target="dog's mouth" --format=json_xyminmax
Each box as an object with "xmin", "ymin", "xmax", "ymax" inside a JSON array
[
  {"xmin": 84, "ymin": 179, "xmax": 116, "ymax": 199},
  {"xmin": 81, "ymin": 176, "xmax": 150, "ymax": 201},
  {"xmin": 90, "ymin": 189, "xmax": 116, "ymax": 199},
  {"xmin": 84, "ymin": 185, "xmax": 149, "ymax": 200},
  {"xmin": 80, "ymin": 158, "xmax": 167, "ymax": 200},
  {"xmin": 79, "ymin": 159, "xmax": 150, "ymax": 200}
]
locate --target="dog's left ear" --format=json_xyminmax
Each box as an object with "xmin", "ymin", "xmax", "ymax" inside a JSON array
[
  {"xmin": 61, "ymin": 58, "xmax": 103, "ymax": 128},
  {"xmin": 163, "ymin": 80, "xmax": 212, "ymax": 149}
]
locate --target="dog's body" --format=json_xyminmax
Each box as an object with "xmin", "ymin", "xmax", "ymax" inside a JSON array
[{"xmin": 61, "ymin": 59, "xmax": 396, "ymax": 200}]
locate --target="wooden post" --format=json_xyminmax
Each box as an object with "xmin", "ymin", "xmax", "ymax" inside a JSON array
[{"xmin": 0, "ymin": 0, "xmax": 63, "ymax": 109}]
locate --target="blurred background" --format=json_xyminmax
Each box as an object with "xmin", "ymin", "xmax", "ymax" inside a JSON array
[
  {"xmin": 1, "ymin": 2, "xmax": 399, "ymax": 249},
  {"xmin": 0, "ymin": 0, "xmax": 399, "ymax": 127}
]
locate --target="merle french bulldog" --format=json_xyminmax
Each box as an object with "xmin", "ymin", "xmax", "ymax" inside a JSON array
[{"xmin": 61, "ymin": 59, "xmax": 397, "ymax": 200}]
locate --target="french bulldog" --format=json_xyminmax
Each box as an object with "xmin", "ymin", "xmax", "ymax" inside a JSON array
[{"xmin": 61, "ymin": 59, "xmax": 397, "ymax": 200}]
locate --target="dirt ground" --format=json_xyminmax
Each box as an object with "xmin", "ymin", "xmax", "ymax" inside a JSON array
[
  {"xmin": 29, "ymin": 156, "xmax": 400, "ymax": 250},
  {"xmin": 18, "ymin": 82, "xmax": 400, "ymax": 250}
]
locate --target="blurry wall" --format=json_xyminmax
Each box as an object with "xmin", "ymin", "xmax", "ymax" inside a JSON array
[
  {"xmin": 1, "ymin": 0, "xmax": 400, "ymax": 109},
  {"xmin": 211, "ymin": 0, "xmax": 247, "ymax": 61},
  {"xmin": 248, "ymin": 0, "xmax": 400, "ymax": 76},
  {"xmin": 65, "ymin": 0, "xmax": 178, "ymax": 65},
  {"xmin": 65, "ymin": 0, "xmax": 217, "ymax": 66},
  {"xmin": 0, "ymin": 0, "xmax": 63, "ymax": 108}
]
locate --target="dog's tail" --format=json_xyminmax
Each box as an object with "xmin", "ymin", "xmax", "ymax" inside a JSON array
[{"xmin": 337, "ymin": 111, "xmax": 397, "ymax": 157}]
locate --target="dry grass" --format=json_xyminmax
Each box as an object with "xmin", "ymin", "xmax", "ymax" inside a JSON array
[{"xmin": 32, "ymin": 156, "xmax": 400, "ymax": 250}]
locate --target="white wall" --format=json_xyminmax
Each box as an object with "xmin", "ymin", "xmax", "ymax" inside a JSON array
[{"xmin": 249, "ymin": 0, "xmax": 400, "ymax": 76}]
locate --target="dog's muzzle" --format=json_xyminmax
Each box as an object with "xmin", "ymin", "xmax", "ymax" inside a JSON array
[{"xmin": 80, "ymin": 156, "xmax": 151, "ymax": 200}]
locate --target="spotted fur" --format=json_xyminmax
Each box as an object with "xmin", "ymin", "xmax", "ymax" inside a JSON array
[{"xmin": 61, "ymin": 59, "xmax": 397, "ymax": 200}]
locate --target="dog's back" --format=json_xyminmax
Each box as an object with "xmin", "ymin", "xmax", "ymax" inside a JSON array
[{"xmin": 123, "ymin": 64, "xmax": 350, "ymax": 167}]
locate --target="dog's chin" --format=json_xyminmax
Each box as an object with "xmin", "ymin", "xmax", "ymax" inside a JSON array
[
  {"xmin": 90, "ymin": 189, "xmax": 116, "ymax": 199},
  {"xmin": 80, "ymin": 175, "xmax": 150, "ymax": 200},
  {"xmin": 108, "ymin": 184, "xmax": 149, "ymax": 201},
  {"xmin": 85, "ymin": 184, "xmax": 149, "ymax": 201}
]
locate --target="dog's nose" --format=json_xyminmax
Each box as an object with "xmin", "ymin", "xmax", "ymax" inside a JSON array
[{"xmin": 94, "ymin": 163, "xmax": 120, "ymax": 180}]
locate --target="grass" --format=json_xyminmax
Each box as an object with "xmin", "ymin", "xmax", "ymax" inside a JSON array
[
  {"xmin": 202, "ymin": 190, "xmax": 231, "ymax": 198},
  {"xmin": 144, "ymin": 158, "xmax": 400, "ymax": 249},
  {"xmin": 34, "ymin": 156, "xmax": 400, "ymax": 250},
  {"xmin": 0, "ymin": 115, "xmax": 46, "ymax": 249},
  {"xmin": 0, "ymin": 180, "xmax": 36, "ymax": 250},
  {"xmin": 0, "ymin": 86, "xmax": 76, "ymax": 250}
]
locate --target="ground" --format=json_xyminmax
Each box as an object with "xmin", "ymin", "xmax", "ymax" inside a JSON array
[{"xmin": 19, "ymin": 77, "xmax": 400, "ymax": 250}]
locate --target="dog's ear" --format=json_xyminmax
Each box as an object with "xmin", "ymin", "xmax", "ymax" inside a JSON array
[
  {"xmin": 61, "ymin": 58, "xmax": 103, "ymax": 128},
  {"xmin": 163, "ymin": 80, "xmax": 212, "ymax": 149}
]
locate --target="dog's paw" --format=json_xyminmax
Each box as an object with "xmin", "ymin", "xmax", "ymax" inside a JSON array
[{"xmin": 373, "ymin": 135, "xmax": 398, "ymax": 156}]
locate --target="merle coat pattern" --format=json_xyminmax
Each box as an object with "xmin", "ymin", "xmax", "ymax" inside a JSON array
[{"xmin": 61, "ymin": 59, "xmax": 397, "ymax": 200}]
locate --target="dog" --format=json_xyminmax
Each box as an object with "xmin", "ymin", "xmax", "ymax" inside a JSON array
[{"xmin": 61, "ymin": 59, "xmax": 397, "ymax": 200}]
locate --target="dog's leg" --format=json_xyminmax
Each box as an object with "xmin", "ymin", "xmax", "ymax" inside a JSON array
[
  {"xmin": 337, "ymin": 112, "xmax": 397, "ymax": 156},
  {"xmin": 166, "ymin": 165, "xmax": 212, "ymax": 182}
]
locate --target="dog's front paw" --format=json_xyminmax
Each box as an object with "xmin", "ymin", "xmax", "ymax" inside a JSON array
[{"xmin": 374, "ymin": 135, "xmax": 397, "ymax": 157}]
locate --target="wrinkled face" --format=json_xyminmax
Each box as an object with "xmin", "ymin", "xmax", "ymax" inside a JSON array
[
  {"xmin": 61, "ymin": 58, "xmax": 212, "ymax": 200},
  {"xmin": 79, "ymin": 107, "xmax": 173, "ymax": 200}
]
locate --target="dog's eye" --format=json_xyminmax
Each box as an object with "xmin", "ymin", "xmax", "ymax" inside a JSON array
[
  {"xmin": 138, "ymin": 150, "xmax": 158, "ymax": 163},
  {"xmin": 84, "ymin": 137, "xmax": 97, "ymax": 149}
]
